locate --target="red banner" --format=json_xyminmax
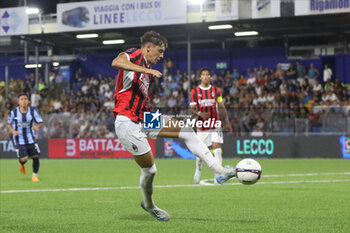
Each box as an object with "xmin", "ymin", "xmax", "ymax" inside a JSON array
[{"xmin": 48, "ymin": 138, "xmax": 156, "ymax": 158}]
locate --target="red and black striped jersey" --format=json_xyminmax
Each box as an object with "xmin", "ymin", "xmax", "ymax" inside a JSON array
[
  {"xmin": 190, "ymin": 85, "xmax": 223, "ymax": 130},
  {"xmin": 113, "ymin": 48, "xmax": 151, "ymax": 121}
]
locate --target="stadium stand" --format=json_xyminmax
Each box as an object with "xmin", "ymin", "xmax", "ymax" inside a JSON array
[{"xmin": 1, "ymin": 59, "xmax": 349, "ymax": 138}]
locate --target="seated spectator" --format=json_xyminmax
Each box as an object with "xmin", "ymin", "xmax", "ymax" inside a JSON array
[
  {"xmin": 257, "ymin": 65, "xmax": 265, "ymax": 77},
  {"xmin": 246, "ymin": 74, "xmax": 256, "ymax": 85},
  {"xmin": 279, "ymin": 80, "xmax": 288, "ymax": 95},
  {"xmin": 152, "ymin": 94, "xmax": 161, "ymax": 106},
  {"xmin": 52, "ymin": 98, "xmax": 62, "ymax": 113},
  {"xmin": 182, "ymin": 77, "xmax": 190, "ymax": 91},
  {"xmin": 103, "ymin": 97, "xmax": 114, "ymax": 111},
  {"xmin": 266, "ymin": 92, "xmax": 275, "ymax": 103},
  {"xmin": 238, "ymin": 74, "xmax": 247, "ymax": 85},
  {"xmin": 168, "ymin": 95, "xmax": 177, "ymax": 108},
  {"xmin": 334, "ymin": 79, "xmax": 345, "ymax": 94},
  {"xmin": 324, "ymin": 79, "xmax": 334, "ymax": 92},
  {"xmin": 250, "ymin": 125, "xmax": 264, "ymax": 136},
  {"xmin": 286, "ymin": 79, "xmax": 296, "ymax": 92},
  {"xmin": 99, "ymin": 80, "xmax": 110, "ymax": 94},
  {"xmin": 174, "ymin": 69, "xmax": 182, "ymax": 82},
  {"xmin": 245, "ymin": 68, "xmax": 253, "ymax": 79},
  {"xmin": 286, "ymin": 63, "xmax": 297, "ymax": 81},
  {"xmin": 254, "ymin": 83, "xmax": 262, "ymax": 96},
  {"xmin": 338, "ymin": 89, "xmax": 349, "ymax": 104},
  {"xmin": 312, "ymin": 80, "xmax": 323, "ymax": 93},
  {"xmin": 275, "ymin": 64, "xmax": 284, "ymax": 79},
  {"xmin": 323, "ymin": 90, "xmax": 339, "ymax": 104},
  {"xmin": 231, "ymin": 68, "xmax": 240, "ymax": 80}
]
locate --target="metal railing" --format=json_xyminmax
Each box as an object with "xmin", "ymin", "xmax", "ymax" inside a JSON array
[{"xmin": 1, "ymin": 106, "xmax": 349, "ymax": 140}]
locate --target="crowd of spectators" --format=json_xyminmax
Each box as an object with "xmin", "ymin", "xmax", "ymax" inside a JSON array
[
  {"xmin": 1, "ymin": 61, "xmax": 349, "ymax": 139},
  {"xmin": 154, "ymin": 61, "xmax": 349, "ymax": 135}
]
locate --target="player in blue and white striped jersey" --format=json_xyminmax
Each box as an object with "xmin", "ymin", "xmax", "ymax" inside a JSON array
[{"xmin": 7, "ymin": 92, "xmax": 43, "ymax": 182}]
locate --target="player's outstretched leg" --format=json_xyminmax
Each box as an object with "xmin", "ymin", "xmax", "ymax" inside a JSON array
[
  {"xmin": 139, "ymin": 164, "xmax": 170, "ymax": 221},
  {"xmin": 178, "ymin": 128, "xmax": 235, "ymax": 184},
  {"xmin": 215, "ymin": 165, "xmax": 235, "ymax": 184},
  {"xmin": 194, "ymin": 157, "xmax": 202, "ymax": 184}
]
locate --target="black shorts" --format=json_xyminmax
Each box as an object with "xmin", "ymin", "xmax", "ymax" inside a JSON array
[{"xmin": 16, "ymin": 143, "xmax": 40, "ymax": 158}]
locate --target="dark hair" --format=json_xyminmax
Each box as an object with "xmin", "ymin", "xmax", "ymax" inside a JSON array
[
  {"xmin": 140, "ymin": 31, "xmax": 168, "ymax": 48},
  {"xmin": 199, "ymin": 67, "xmax": 213, "ymax": 76},
  {"xmin": 18, "ymin": 92, "xmax": 28, "ymax": 98}
]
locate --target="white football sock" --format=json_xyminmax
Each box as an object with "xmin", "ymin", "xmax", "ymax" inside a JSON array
[
  {"xmin": 179, "ymin": 128, "xmax": 224, "ymax": 174},
  {"xmin": 140, "ymin": 164, "xmax": 157, "ymax": 209},
  {"xmin": 196, "ymin": 157, "xmax": 203, "ymax": 171},
  {"xmin": 213, "ymin": 148, "xmax": 223, "ymax": 166}
]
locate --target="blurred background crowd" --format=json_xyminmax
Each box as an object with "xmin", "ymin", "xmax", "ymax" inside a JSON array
[{"xmin": 1, "ymin": 59, "xmax": 349, "ymax": 139}]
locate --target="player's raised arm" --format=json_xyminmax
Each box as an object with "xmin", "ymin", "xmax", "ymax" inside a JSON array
[{"xmin": 111, "ymin": 53, "xmax": 162, "ymax": 78}]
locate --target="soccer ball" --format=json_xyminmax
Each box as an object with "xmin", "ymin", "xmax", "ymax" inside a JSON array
[{"xmin": 235, "ymin": 159, "xmax": 262, "ymax": 185}]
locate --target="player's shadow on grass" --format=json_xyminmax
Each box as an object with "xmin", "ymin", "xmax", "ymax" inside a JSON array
[
  {"xmin": 121, "ymin": 214, "xmax": 159, "ymax": 221},
  {"xmin": 122, "ymin": 215, "xmax": 262, "ymax": 223},
  {"xmin": 123, "ymin": 215, "xmax": 216, "ymax": 222},
  {"xmin": 174, "ymin": 217, "xmax": 262, "ymax": 223}
]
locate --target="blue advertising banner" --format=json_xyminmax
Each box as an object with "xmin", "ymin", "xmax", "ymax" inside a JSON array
[{"xmin": 57, "ymin": 0, "xmax": 187, "ymax": 32}]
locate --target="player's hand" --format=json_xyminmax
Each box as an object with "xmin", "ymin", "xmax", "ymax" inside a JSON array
[
  {"xmin": 12, "ymin": 130, "xmax": 18, "ymax": 136},
  {"xmin": 198, "ymin": 112, "xmax": 209, "ymax": 119},
  {"xmin": 32, "ymin": 125, "xmax": 39, "ymax": 131},
  {"xmin": 148, "ymin": 69, "xmax": 162, "ymax": 78},
  {"xmin": 225, "ymin": 121, "xmax": 232, "ymax": 132}
]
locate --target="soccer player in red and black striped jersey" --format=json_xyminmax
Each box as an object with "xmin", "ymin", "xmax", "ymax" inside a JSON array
[
  {"xmin": 112, "ymin": 31, "xmax": 235, "ymax": 221},
  {"xmin": 190, "ymin": 67, "xmax": 232, "ymax": 184}
]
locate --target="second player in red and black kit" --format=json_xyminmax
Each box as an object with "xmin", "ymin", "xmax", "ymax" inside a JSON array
[{"xmin": 190, "ymin": 83, "xmax": 223, "ymax": 130}]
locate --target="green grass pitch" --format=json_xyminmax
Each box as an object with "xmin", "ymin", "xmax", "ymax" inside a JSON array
[{"xmin": 1, "ymin": 158, "xmax": 350, "ymax": 233}]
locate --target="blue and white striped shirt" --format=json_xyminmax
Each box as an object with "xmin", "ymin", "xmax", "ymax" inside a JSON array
[{"xmin": 7, "ymin": 107, "xmax": 43, "ymax": 146}]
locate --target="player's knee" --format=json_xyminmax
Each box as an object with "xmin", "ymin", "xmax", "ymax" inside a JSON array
[
  {"xmin": 148, "ymin": 164, "xmax": 157, "ymax": 175},
  {"xmin": 20, "ymin": 157, "xmax": 28, "ymax": 163},
  {"xmin": 142, "ymin": 164, "xmax": 157, "ymax": 178},
  {"xmin": 140, "ymin": 164, "xmax": 157, "ymax": 188}
]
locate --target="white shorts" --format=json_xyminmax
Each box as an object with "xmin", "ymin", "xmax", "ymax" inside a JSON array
[
  {"xmin": 197, "ymin": 129, "xmax": 224, "ymax": 147},
  {"xmin": 114, "ymin": 115, "xmax": 167, "ymax": 156}
]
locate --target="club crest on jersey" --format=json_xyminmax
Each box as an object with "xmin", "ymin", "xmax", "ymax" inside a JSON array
[{"xmin": 132, "ymin": 143, "xmax": 138, "ymax": 152}]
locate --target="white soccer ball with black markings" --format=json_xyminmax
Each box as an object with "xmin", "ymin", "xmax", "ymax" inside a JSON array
[{"xmin": 235, "ymin": 159, "xmax": 262, "ymax": 185}]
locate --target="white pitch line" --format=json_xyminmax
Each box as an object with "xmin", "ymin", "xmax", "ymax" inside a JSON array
[
  {"xmin": 1, "ymin": 179, "xmax": 350, "ymax": 194},
  {"xmin": 199, "ymin": 172, "xmax": 350, "ymax": 185},
  {"xmin": 263, "ymin": 172, "xmax": 350, "ymax": 178}
]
